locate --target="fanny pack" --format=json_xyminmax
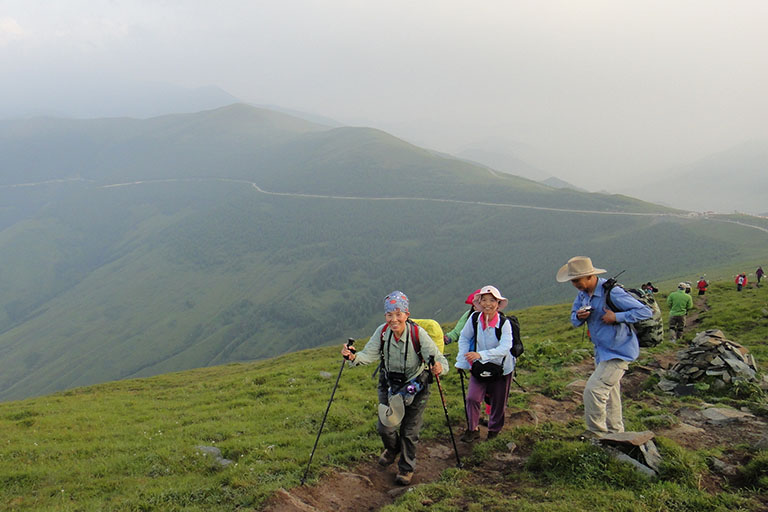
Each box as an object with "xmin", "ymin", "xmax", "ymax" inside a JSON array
[
  {"xmin": 470, "ymin": 361, "xmax": 504, "ymax": 381},
  {"xmin": 469, "ymin": 328, "xmax": 505, "ymax": 381},
  {"xmin": 388, "ymin": 369, "xmax": 429, "ymax": 402},
  {"xmin": 378, "ymin": 370, "xmax": 429, "ymax": 428}
]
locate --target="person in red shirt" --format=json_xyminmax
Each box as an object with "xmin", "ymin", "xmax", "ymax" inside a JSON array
[
  {"xmin": 696, "ymin": 277, "xmax": 708, "ymax": 295},
  {"xmin": 735, "ymin": 273, "xmax": 747, "ymax": 291}
]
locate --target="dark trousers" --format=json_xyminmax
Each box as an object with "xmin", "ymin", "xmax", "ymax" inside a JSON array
[
  {"xmin": 377, "ymin": 384, "xmax": 430, "ymax": 474},
  {"xmin": 466, "ymin": 372, "xmax": 513, "ymax": 433},
  {"xmin": 669, "ymin": 315, "xmax": 685, "ymax": 339}
]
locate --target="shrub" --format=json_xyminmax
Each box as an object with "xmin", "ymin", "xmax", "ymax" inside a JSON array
[
  {"xmin": 740, "ymin": 451, "xmax": 768, "ymax": 490},
  {"xmin": 654, "ymin": 437, "xmax": 706, "ymax": 488},
  {"xmin": 525, "ymin": 439, "xmax": 645, "ymax": 489}
]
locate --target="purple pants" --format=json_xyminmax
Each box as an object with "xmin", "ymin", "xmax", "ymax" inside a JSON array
[{"xmin": 466, "ymin": 372, "xmax": 513, "ymax": 433}]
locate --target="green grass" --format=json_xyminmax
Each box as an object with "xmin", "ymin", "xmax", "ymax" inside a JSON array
[{"xmin": 1, "ymin": 278, "xmax": 767, "ymax": 510}]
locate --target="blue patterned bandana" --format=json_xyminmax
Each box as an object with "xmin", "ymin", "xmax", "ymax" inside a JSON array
[{"xmin": 384, "ymin": 291, "xmax": 409, "ymax": 313}]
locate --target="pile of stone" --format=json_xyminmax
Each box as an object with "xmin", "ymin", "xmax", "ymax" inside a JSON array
[
  {"xmin": 658, "ymin": 329, "xmax": 759, "ymax": 394},
  {"xmin": 597, "ymin": 431, "xmax": 661, "ymax": 478}
]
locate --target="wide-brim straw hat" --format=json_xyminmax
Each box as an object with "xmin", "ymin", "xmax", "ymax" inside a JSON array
[
  {"xmin": 378, "ymin": 394, "xmax": 405, "ymax": 428},
  {"xmin": 556, "ymin": 256, "xmax": 607, "ymax": 283},
  {"xmin": 472, "ymin": 285, "xmax": 508, "ymax": 311}
]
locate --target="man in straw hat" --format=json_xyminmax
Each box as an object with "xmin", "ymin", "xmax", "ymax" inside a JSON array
[
  {"xmin": 556, "ymin": 257, "xmax": 652, "ymax": 437},
  {"xmin": 341, "ymin": 291, "xmax": 448, "ymax": 485}
]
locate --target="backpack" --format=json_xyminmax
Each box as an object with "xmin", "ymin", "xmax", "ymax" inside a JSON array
[
  {"xmin": 409, "ymin": 318, "xmax": 444, "ymax": 354},
  {"xmin": 470, "ymin": 311, "xmax": 524, "ymax": 358},
  {"xmin": 602, "ymin": 279, "xmax": 664, "ymax": 347}
]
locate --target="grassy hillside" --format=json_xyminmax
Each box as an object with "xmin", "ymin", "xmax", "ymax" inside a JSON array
[
  {"xmin": 1, "ymin": 104, "xmax": 766, "ymax": 402},
  {"xmin": 1, "ymin": 279, "xmax": 766, "ymax": 510}
]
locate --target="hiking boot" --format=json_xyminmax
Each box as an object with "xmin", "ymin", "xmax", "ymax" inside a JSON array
[
  {"xmin": 378, "ymin": 449, "xmax": 397, "ymax": 467},
  {"xmin": 486, "ymin": 431, "xmax": 499, "ymax": 441},
  {"xmin": 395, "ymin": 471, "xmax": 413, "ymax": 485},
  {"xmin": 460, "ymin": 429, "xmax": 481, "ymax": 443}
]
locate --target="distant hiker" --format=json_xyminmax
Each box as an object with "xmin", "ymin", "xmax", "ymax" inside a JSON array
[
  {"xmin": 641, "ymin": 282, "xmax": 659, "ymax": 298},
  {"xmin": 684, "ymin": 282, "xmax": 692, "ymax": 295},
  {"xmin": 454, "ymin": 285, "xmax": 516, "ymax": 442},
  {"xmin": 667, "ymin": 282, "xmax": 694, "ymax": 342},
  {"xmin": 340, "ymin": 291, "xmax": 448, "ymax": 486},
  {"xmin": 696, "ymin": 277, "xmax": 709, "ymax": 296},
  {"xmin": 443, "ymin": 289, "xmax": 481, "ymax": 346},
  {"xmin": 735, "ymin": 273, "xmax": 747, "ymax": 291},
  {"xmin": 757, "ymin": 267, "xmax": 764, "ymax": 287},
  {"xmin": 556, "ymin": 257, "xmax": 652, "ymax": 437}
]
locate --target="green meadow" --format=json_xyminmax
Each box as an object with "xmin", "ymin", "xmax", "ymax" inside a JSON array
[{"xmin": 1, "ymin": 279, "xmax": 766, "ymax": 510}]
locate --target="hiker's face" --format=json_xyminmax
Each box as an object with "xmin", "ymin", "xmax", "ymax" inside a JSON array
[
  {"xmin": 571, "ymin": 275, "xmax": 597, "ymax": 294},
  {"xmin": 385, "ymin": 310, "xmax": 409, "ymax": 337},
  {"xmin": 478, "ymin": 294, "xmax": 499, "ymax": 316}
]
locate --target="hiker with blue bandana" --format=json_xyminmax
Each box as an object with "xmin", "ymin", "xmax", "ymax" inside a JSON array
[{"xmin": 341, "ymin": 291, "xmax": 448, "ymax": 486}]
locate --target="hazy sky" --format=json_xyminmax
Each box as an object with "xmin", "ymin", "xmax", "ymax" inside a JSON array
[{"xmin": 2, "ymin": 0, "xmax": 767, "ymax": 189}]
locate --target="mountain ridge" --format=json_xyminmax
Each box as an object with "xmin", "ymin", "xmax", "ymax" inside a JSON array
[{"xmin": 0, "ymin": 103, "xmax": 765, "ymax": 401}]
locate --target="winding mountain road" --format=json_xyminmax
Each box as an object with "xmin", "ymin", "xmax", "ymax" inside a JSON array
[{"xmin": 5, "ymin": 176, "xmax": 768, "ymax": 233}]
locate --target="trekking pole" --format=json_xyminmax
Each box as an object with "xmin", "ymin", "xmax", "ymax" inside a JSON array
[
  {"xmin": 458, "ymin": 369, "xmax": 470, "ymax": 432},
  {"xmin": 511, "ymin": 369, "xmax": 527, "ymax": 393},
  {"xmin": 301, "ymin": 338, "xmax": 355, "ymax": 485},
  {"xmin": 429, "ymin": 356, "xmax": 462, "ymax": 468}
]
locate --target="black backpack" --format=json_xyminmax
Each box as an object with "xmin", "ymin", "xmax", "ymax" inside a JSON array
[
  {"xmin": 602, "ymin": 278, "xmax": 664, "ymax": 348},
  {"xmin": 470, "ymin": 311, "xmax": 524, "ymax": 358}
]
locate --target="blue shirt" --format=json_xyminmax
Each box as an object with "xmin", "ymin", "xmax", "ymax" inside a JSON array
[
  {"xmin": 455, "ymin": 312, "xmax": 516, "ymax": 375},
  {"xmin": 570, "ymin": 278, "xmax": 652, "ymax": 364}
]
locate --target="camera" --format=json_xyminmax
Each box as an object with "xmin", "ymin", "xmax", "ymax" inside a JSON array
[
  {"xmin": 579, "ymin": 305, "xmax": 593, "ymax": 312},
  {"xmin": 387, "ymin": 371, "xmax": 406, "ymax": 389}
]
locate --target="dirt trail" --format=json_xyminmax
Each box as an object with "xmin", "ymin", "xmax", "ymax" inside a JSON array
[
  {"xmin": 266, "ymin": 297, "xmax": 766, "ymax": 511},
  {"xmin": 266, "ymin": 402, "xmax": 548, "ymax": 512}
]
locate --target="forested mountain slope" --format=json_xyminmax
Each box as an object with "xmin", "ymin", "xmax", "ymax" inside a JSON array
[{"xmin": 0, "ymin": 104, "xmax": 764, "ymax": 401}]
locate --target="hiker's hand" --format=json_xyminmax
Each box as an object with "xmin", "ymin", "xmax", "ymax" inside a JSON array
[
  {"xmin": 341, "ymin": 345, "xmax": 356, "ymax": 360},
  {"xmin": 444, "ymin": 335, "xmax": 452, "ymax": 345},
  {"xmin": 430, "ymin": 361, "xmax": 443, "ymax": 375},
  {"xmin": 601, "ymin": 308, "xmax": 617, "ymax": 324},
  {"xmin": 576, "ymin": 307, "xmax": 592, "ymax": 321},
  {"xmin": 464, "ymin": 351, "xmax": 481, "ymax": 364}
]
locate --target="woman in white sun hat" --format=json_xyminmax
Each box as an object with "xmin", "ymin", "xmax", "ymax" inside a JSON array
[{"xmin": 454, "ymin": 285, "xmax": 515, "ymax": 442}]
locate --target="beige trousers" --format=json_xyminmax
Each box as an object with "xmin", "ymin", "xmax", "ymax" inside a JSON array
[{"xmin": 583, "ymin": 359, "xmax": 629, "ymax": 434}]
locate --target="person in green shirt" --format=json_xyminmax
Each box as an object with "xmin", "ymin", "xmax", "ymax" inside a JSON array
[
  {"xmin": 443, "ymin": 289, "xmax": 481, "ymax": 345},
  {"xmin": 667, "ymin": 282, "xmax": 694, "ymax": 342}
]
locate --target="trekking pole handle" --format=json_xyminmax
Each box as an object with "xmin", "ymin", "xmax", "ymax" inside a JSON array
[
  {"xmin": 343, "ymin": 338, "xmax": 356, "ymax": 360},
  {"xmin": 428, "ymin": 355, "xmax": 439, "ymax": 375}
]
